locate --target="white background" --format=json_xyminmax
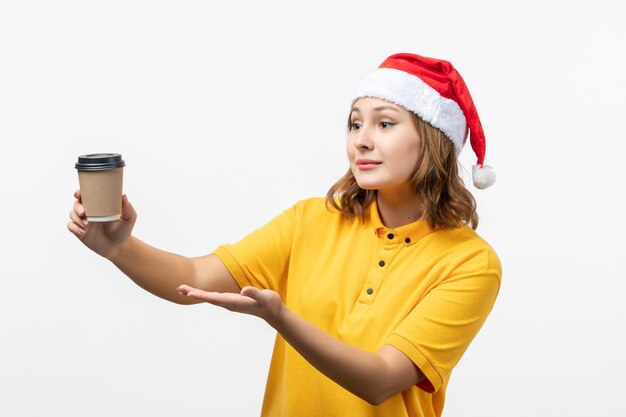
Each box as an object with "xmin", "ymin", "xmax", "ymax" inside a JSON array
[{"xmin": 1, "ymin": 0, "xmax": 624, "ymax": 415}]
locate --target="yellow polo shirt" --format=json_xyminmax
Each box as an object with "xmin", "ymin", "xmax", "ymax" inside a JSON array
[{"xmin": 213, "ymin": 197, "xmax": 501, "ymax": 417}]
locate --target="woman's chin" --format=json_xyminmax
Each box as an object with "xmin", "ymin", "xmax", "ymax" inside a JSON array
[{"xmin": 354, "ymin": 181, "xmax": 379, "ymax": 191}]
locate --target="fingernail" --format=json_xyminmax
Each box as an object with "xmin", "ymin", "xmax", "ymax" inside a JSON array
[{"xmin": 82, "ymin": 220, "xmax": 88, "ymax": 226}]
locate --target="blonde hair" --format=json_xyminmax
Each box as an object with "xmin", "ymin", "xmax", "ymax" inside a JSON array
[{"xmin": 325, "ymin": 112, "xmax": 479, "ymax": 230}]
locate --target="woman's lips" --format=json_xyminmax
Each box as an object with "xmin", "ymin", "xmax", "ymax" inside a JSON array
[{"xmin": 356, "ymin": 159, "xmax": 382, "ymax": 170}]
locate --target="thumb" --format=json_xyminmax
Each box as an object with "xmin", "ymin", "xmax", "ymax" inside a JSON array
[{"xmin": 120, "ymin": 194, "xmax": 137, "ymax": 222}]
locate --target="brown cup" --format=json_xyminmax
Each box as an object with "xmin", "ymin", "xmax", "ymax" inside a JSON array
[{"xmin": 75, "ymin": 153, "xmax": 125, "ymax": 222}]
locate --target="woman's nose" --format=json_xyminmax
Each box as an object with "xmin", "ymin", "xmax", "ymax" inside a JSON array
[{"xmin": 353, "ymin": 127, "xmax": 373, "ymax": 150}]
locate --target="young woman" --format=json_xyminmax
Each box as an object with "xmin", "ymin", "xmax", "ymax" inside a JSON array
[{"xmin": 68, "ymin": 52, "xmax": 501, "ymax": 417}]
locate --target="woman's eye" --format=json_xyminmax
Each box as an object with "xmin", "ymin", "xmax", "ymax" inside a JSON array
[
  {"xmin": 380, "ymin": 121, "xmax": 394, "ymax": 129},
  {"xmin": 351, "ymin": 122, "xmax": 362, "ymax": 130}
]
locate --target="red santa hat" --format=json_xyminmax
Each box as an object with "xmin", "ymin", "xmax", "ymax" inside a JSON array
[{"xmin": 352, "ymin": 52, "xmax": 495, "ymax": 189}]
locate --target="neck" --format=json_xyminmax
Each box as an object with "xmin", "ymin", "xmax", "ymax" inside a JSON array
[{"xmin": 376, "ymin": 189, "xmax": 423, "ymax": 229}]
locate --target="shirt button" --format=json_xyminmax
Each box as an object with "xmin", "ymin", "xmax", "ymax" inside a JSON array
[
  {"xmin": 378, "ymin": 260, "xmax": 385, "ymax": 267},
  {"xmin": 405, "ymin": 237, "xmax": 411, "ymax": 243},
  {"xmin": 367, "ymin": 288, "xmax": 374, "ymax": 295},
  {"xmin": 387, "ymin": 233, "xmax": 394, "ymax": 240}
]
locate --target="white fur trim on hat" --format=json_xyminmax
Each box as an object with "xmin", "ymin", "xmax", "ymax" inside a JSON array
[{"xmin": 353, "ymin": 68, "xmax": 468, "ymax": 155}]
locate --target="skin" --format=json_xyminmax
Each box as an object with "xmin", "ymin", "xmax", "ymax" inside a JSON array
[
  {"xmin": 348, "ymin": 97, "xmax": 424, "ymax": 227},
  {"xmin": 67, "ymin": 97, "xmax": 428, "ymax": 405}
]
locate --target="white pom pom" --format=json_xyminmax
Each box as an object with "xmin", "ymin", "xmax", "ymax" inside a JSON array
[{"xmin": 472, "ymin": 165, "xmax": 496, "ymax": 189}]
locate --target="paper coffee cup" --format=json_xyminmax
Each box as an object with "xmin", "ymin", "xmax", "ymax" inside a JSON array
[{"xmin": 75, "ymin": 153, "xmax": 125, "ymax": 222}]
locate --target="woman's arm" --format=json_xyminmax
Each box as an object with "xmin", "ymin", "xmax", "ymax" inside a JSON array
[
  {"xmin": 69, "ymin": 190, "xmax": 239, "ymax": 305},
  {"xmin": 111, "ymin": 239, "xmax": 240, "ymax": 305},
  {"xmin": 176, "ymin": 285, "xmax": 425, "ymax": 405},
  {"xmin": 272, "ymin": 298, "xmax": 425, "ymax": 404}
]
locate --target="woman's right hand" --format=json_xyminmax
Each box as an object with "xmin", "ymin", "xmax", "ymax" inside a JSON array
[{"xmin": 67, "ymin": 189, "xmax": 137, "ymax": 260}]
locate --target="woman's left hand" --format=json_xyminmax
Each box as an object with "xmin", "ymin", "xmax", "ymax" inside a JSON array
[
  {"xmin": 178, "ymin": 283, "xmax": 425, "ymax": 404},
  {"xmin": 177, "ymin": 284, "xmax": 284, "ymax": 325}
]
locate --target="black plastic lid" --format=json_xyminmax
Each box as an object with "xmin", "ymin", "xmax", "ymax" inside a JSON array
[{"xmin": 75, "ymin": 153, "xmax": 125, "ymax": 171}]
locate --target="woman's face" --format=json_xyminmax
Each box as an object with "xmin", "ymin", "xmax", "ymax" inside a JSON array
[{"xmin": 347, "ymin": 97, "xmax": 421, "ymax": 194}]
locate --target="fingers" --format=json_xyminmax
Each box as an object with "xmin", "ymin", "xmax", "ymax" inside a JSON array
[
  {"xmin": 177, "ymin": 285, "xmax": 259, "ymax": 311},
  {"xmin": 72, "ymin": 189, "xmax": 86, "ymax": 221},
  {"xmin": 120, "ymin": 194, "xmax": 137, "ymax": 222},
  {"xmin": 177, "ymin": 284, "xmax": 193, "ymax": 295},
  {"xmin": 69, "ymin": 190, "xmax": 89, "ymax": 238},
  {"xmin": 68, "ymin": 208, "xmax": 88, "ymax": 238},
  {"xmin": 67, "ymin": 210, "xmax": 87, "ymax": 236},
  {"xmin": 67, "ymin": 220, "xmax": 85, "ymax": 238},
  {"xmin": 177, "ymin": 285, "xmax": 209, "ymax": 301},
  {"xmin": 69, "ymin": 208, "xmax": 88, "ymax": 226},
  {"xmin": 178, "ymin": 286, "xmax": 222, "ymax": 303},
  {"xmin": 240, "ymin": 286, "xmax": 262, "ymax": 300},
  {"xmin": 73, "ymin": 199, "xmax": 86, "ymax": 219},
  {"xmin": 71, "ymin": 193, "xmax": 88, "ymax": 227}
]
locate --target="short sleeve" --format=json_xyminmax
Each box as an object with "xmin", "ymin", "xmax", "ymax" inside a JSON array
[
  {"xmin": 212, "ymin": 203, "xmax": 299, "ymax": 294},
  {"xmin": 385, "ymin": 248, "xmax": 502, "ymax": 394}
]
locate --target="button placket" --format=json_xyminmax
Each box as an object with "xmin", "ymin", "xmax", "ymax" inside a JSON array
[{"xmin": 357, "ymin": 232, "xmax": 401, "ymax": 307}]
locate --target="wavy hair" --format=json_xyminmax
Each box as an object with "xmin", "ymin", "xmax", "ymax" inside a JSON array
[{"xmin": 325, "ymin": 112, "xmax": 479, "ymax": 230}]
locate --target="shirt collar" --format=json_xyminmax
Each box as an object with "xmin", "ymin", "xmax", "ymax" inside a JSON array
[{"xmin": 367, "ymin": 198, "xmax": 437, "ymax": 246}]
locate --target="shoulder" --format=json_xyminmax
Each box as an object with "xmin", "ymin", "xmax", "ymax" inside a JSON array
[
  {"xmin": 267, "ymin": 197, "xmax": 340, "ymax": 229},
  {"xmin": 429, "ymin": 225, "xmax": 502, "ymax": 279},
  {"xmin": 290, "ymin": 196, "xmax": 341, "ymax": 218},
  {"xmin": 286, "ymin": 197, "xmax": 361, "ymax": 238},
  {"xmin": 293, "ymin": 196, "xmax": 330, "ymax": 208},
  {"xmin": 434, "ymin": 225, "xmax": 496, "ymax": 251}
]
